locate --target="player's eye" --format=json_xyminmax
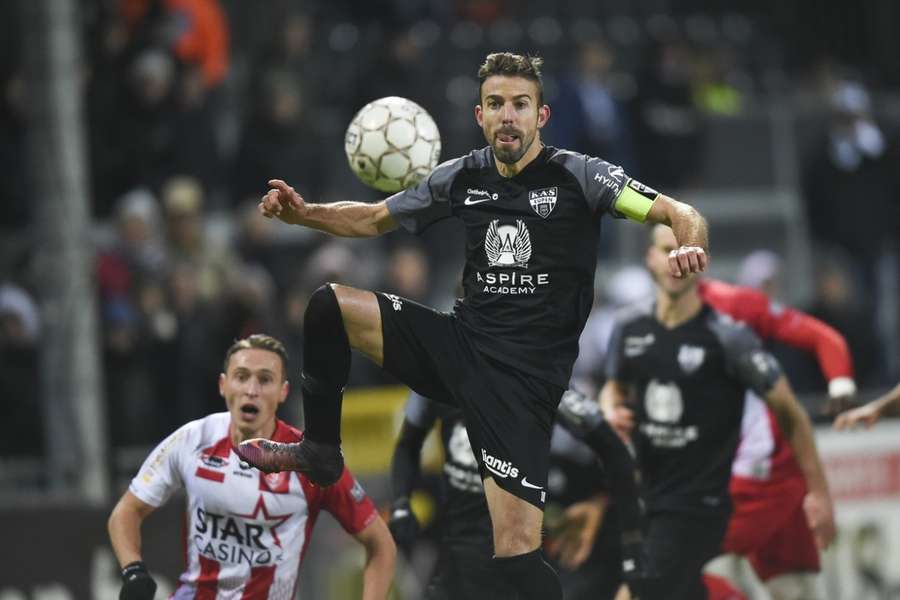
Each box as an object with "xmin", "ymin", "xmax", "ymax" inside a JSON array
[{"xmin": 515, "ymin": 101, "xmax": 527, "ymax": 110}]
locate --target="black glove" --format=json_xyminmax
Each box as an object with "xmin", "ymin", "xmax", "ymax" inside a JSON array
[
  {"xmin": 120, "ymin": 561, "xmax": 157, "ymax": 600},
  {"xmin": 557, "ymin": 389, "xmax": 606, "ymax": 439},
  {"xmin": 387, "ymin": 497, "xmax": 420, "ymax": 551}
]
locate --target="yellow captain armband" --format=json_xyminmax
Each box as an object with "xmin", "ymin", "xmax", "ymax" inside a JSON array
[{"xmin": 614, "ymin": 178, "xmax": 658, "ymax": 223}]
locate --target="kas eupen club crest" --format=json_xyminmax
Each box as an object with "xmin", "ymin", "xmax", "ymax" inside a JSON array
[{"xmin": 528, "ymin": 187, "xmax": 558, "ymax": 218}]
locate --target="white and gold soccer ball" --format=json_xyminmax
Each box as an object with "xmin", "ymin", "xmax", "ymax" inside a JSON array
[{"xmin": 344, "ymin": 96, "xmax": 442, "ymax": 193}]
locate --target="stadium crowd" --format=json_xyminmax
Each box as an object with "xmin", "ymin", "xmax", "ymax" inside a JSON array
[{"xmin": 0, "ymin": 0, "xmax": 897, "ymax": 463}]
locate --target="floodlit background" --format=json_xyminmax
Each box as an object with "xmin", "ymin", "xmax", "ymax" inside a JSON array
[{"xmin": 1, "ymin": 1, "xmax": 899, "ymax": 598}]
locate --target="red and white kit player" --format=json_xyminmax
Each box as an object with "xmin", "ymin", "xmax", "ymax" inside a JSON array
[
  {"xmin": 699, "ymin": 279, "xmax": 854, "ymax": 598},
  {"xmin": 108, "ymin": 335, "xmax": 396, "ymax": 600}
]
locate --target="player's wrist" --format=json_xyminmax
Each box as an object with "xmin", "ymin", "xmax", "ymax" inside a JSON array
[
  {"xmin": 121, "ymin": 561, "xmax": 149, "ymax": 581},
  {"xmin": 828, "ymin": 377, "xmax": 856, "ymax": 399}
]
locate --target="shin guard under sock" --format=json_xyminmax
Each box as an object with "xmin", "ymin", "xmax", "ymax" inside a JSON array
[
  {"xmin": 493, "ymin": 549, "xmax": 563, "ymax": 600},
  {"xmin": 301, "ymin": 284, "xmax": 350, "ymax": 444}
]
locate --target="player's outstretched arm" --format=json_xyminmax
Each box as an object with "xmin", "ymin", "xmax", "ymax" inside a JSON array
[
  {"xmin": 599, "ymin": 379, "xmax": 635, "ymax": 442},
  {"xmin": 108, "ymin": 491, "xmax": 158, "ymax": 600},
  {"xmin": 354, "ymin": 517, "xmax": 397, "ymax": 600},
  {"xmin": 387, "ymin": 419, "xmax": 430, "ymax": 550},
  {"xmin": 834, "ymin": 382, "xmax": 900, "ymax": 430},
  {"xmin": 764, "ymin": 375, "xmax": 836, "ymax": 550},
  {"xmin": 646, "ymin": 195, "xmax": 709, "ymax": 278},
  {"xmin": 259, "ymin": 179, "xmax": 399, "ymax": 237}
]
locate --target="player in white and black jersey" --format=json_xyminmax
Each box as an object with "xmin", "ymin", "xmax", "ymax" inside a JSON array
[
  {"xmin": 595, "ymin": 226, "xmax": 835, "ymax": 599},
  {"xmin": 107, "ymin": 335, "xmax": 396, "ymax": 600},
  {"xmin": 236, "ymin": 52, "xmax": 709, "ymax": 599}
]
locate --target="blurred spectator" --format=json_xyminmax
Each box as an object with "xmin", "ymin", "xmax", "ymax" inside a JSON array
[
  {"xmin": 544, "ymin": 40, "xmax": 636, "ymax": 172},
  {"xmin": 384, "ymin": 243, "xmax": 431, "ymax": 303},
  {"xmin": 802, "ymin": 80, "xmax": 900, "ymax": 289},
  {"xmin": 737, "ymin": 249, "xmax": 783, "ymax": 300},
  {"xmin": 146, "ymin": 262, "xmax": 223, "ymax": 432},
  {"xmin": 103, "ymin": 296, "xmax": 159, "ymax": 446},
  {"xmin": 0, "ymin": 283, "xmax": 43, "ymax": 456},
  {"xmin": 165, "ymin": 0, "xmax": 229, "ymax": 89},
  {"xmin": 633, "ymin": 39, "xmax": 705, "ymax": 189},
  {"xmin": 0, "ymin": 68, "xmax": 29, "ymax": 229},
  {"xmin": 572, "ymin": 265, "xmax": 654, "ymax": 397},
  {"xmin": 96, "ymin": 188, "xmax": 168, "ymax": 301},
  {"xmin": 231, "ymin": 72, "xmax": 326, "ymax": 205},
  {"xmin": 691, "ymin": 46, "xmax": 745, "ymax": 116},
  {"xmin": 119, "ymin": 0, "xmax": 229, "ymax": 89},
  {"xmin": 161, "ymin": 175, "xmax": 232, "ymax": 301},
  {"xmin": 808, "ymin": 252, "xmax": 884, "ymax": 388}
]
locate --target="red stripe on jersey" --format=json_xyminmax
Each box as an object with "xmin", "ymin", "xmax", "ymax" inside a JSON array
[
  {"xmin": 241, "ymin": 565, "xmax": 276, "ymax": 599},
  {"xmin": 196, "ymin": 467, "xmax": 225, "ymax": 482},
  {"xmin": 196, "ymin": 556, "xmax": 220, "ymax": 600}
]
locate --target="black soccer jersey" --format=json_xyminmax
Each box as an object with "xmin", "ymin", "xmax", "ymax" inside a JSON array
[
  {"xmin": 405, "ymin": 392, "xmax": 492, "ymax": 542},
  {"xmin": 387, "ymin": 145, "xmax": 634, "ymax": 387},
  {"xmin": 606, "ymin": 302, "xmax": 782, "ymax": 514}
]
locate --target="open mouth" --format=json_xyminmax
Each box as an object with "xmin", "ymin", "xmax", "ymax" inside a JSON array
[
  {"xmin": 240, "ymin": 403, "xmax": 260, "ymax": 418},
  {"xmin": 496, "ymin": 131, "xmax": 519, "ymax": 144}
]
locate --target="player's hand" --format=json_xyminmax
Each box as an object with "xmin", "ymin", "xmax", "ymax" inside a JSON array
[
  {"xmin": 120, "ymin": 561, "xmax": 157, "ymax": 600},
  {"xmin": 553, "ymin": 496, "xmax": 607, "ymax": 570},
  {"xmin": 833, "ymin": 402, "xmax": 882, "ymax": 430},
  {"xmin": 387, "ymin": 497, "xmax": 419, "ymax": 552},
  {"xmin": 668, "ymin": 246, "xmax": 708, "ymax": 279},
  {"xmin": 803, "ymin": 490, "xmax": 836, "ymax": 550},
  {"xmin": 259, "ymin": 179, "xmax": 308, "ymax": 224},
  {"xmin": 605, "ymin": 405, "xmax": 636, "ymax": 440}
]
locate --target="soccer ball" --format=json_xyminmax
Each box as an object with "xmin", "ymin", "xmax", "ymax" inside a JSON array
[{"xmin": 344, "ymin": 96, "xmax": 442, "ymax": 193}]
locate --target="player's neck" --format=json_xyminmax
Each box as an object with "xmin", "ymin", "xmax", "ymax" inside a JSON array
[
  {"xmin": 655, "ymin": 288, "xmax": 703, "ymax": 329},
  {"xmin": 231, "ymin": 419, "xmax": 278, "ymax": 447},
  {"xmin": 494, "ymin": 138, "xmax": 543, "ymax": 178}
]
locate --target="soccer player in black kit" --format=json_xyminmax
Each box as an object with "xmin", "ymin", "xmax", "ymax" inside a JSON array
[
  {"xmin": 593, "ymin": 224, "xmax": 835, "ymax": 600},
  {"xmin": 387, "ymin": 391, "xmax": 647, "ymax": 599},
  {"xmin": 236, "ymin": 52, "xmax": 709, "ymax": 599},
  {"xmin": 388, "ymin": 392, "xmax": 517, "ymax": 599}
]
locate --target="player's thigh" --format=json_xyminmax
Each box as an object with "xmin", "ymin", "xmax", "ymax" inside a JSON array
[
  {"xmin": 332, "ymin": 284, "xmax": 384, "ymax": 364},
  {"xmin": 748, "ymin": 498, "xmax": 820, "ymax": 583},
  {"xmin": 483, "ymin": 477, "xmax": 544, "ymax": 556},
  {"xmin": 723, "ymin": 477, "xmax": 804, "ymax": 556},
  {"xmin": 375, "ymin": 291, "xmax": 461, "ymax": 403}
]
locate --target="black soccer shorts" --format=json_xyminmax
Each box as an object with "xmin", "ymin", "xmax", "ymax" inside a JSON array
[{"xmin": 377, "ymin": 292, "xmax": 563, "ymax": 509}]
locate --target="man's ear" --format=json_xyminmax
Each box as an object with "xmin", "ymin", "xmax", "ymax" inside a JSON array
[
  {"xmin": 475, "ymin": 104, "xmax": 484, "ymax": 127},
  {"xmin": 537, "ymin": 104, "xmax": 551, "ymax": 129}
]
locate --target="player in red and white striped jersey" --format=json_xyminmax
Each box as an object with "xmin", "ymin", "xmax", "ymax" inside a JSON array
[
  {"xmin": 108, "ymin": 334, "xmax": 396, "ymax": 600},
  {"xmin": 698, "ymin": 279, "xmax": 854, "ymax": 598}
]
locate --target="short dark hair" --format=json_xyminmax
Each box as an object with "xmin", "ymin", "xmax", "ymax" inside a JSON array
[
  {"xmin": 223, "ymin": 334, "xmax": 289, "ymax": 380},
  {"xmin": 478, "ymin": 52, "xmax": 544, "ymax": 105}
]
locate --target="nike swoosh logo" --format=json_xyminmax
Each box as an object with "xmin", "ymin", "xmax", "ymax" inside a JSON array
[
  {"xmin": 464, "ymin": 196, "xmax": 493, "ymax": 206},
  {"xmin": 521, "ymin": 477, "xmax": 543, "ymax": 490}
]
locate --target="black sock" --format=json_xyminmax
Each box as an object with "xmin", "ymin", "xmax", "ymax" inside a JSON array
[
  {"xmin": 493, "ymin": 549, "xmax": 562, "ymax": 600},
  {"xmin": 301, "ymin": 284, "xmax": 350, "ymax": 445}
]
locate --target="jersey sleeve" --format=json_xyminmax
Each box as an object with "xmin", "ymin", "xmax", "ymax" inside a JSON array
[
  {"xmin": 764, "ymin": 305, "xmax": 854, "ymax": 382},
  {"xmin": 702, "ymin": 281, "xmax": 854, "ymax": 382},
  {"xmin": 321, "ymin": 468, "xmax": 378, "ymax": 535},
  {"xmin": 404, "ymin": 391, "xmax": 439, "ymax": 429},
  {"xmin": 385, "ymin": 157, "xmax": 462, "ymax": 234},
  {"xmin": 550, "ymin": 150, "xmax": 657, "ymax": 222},
  {"xmin": 710, "ymin": 315, "xmax": 783, "ymax": 397},
  {"xmin": 128, "ymin": 424, "xmax": 190, "ymax": 507}
]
